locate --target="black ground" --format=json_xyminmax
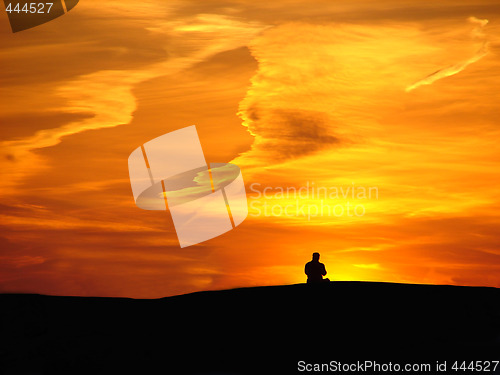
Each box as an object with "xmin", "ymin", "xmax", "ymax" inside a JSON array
[{"xmin": 2, "ymin": 282, "xmax": 500, "ymax": 374}]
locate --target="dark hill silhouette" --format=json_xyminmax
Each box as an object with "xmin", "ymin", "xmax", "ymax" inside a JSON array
[{"xmin": 1, "ymin": 282, "xmax": 500, "ymax": 374}]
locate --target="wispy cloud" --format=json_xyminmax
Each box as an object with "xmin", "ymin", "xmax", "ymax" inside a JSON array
[
  {"xmin": 0, "ymin": 13, "xmax": 266, "ymax": 195},
  {"xmin": 405, "ymin": 17, "xmax": 490, "ymax": 92},
  {"xmin": 233, "ymin": 22, "xmax": 439, "ymax": 166}
]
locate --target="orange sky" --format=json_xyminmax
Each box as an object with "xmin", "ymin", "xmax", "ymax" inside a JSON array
[{"xmin": 1, "ymin": 0, "xmax": 499, "ymax": 298}]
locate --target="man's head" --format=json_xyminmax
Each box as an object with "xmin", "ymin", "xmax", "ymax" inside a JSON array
[{"xmin": 312, "ymin": 252, "xmax": 320, "ymax": 261}]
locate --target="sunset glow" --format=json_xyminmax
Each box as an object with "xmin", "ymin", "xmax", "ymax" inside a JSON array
[{"xmin": 1, "ymin": 0, "xmax": 499, "ymax": 298}]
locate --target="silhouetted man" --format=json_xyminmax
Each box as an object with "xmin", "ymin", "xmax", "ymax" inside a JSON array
[{"xmin": 305, "ymin": 252, "xmax": 329, "ymax": 283}]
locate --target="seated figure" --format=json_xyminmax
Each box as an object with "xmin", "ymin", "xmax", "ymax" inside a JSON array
[{"xmin": 305, "ymin": 252, "xmax": 329, "ymax": 283}]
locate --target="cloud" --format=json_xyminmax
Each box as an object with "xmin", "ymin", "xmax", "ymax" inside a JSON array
[
  {"xmin": 233, "ymin": 22, "xmax": 437, "ymax": 166},
  {"xmin": 242, "ymin": 107, "xmax": 341, "ymax": 161},
  {"xmin": 405, "ymin": 17, "xmax": 490, "ymax": 92},
  {"xmin": 0, "ymin": 13, "xmax": 266, "ymax": 195},
  {"xmin": 0, "ymin": 255, "xmax": 46, "ymax": 268}
]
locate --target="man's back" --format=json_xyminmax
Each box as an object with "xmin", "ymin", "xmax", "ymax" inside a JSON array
[{"xmin": 305, "ymin": 260, "xmax": 327, "ymax": 283}]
